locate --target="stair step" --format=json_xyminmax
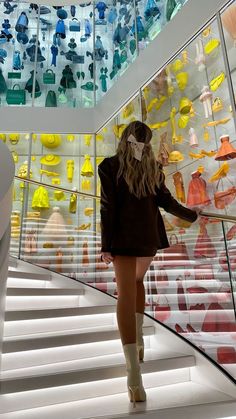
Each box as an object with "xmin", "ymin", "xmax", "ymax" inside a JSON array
[
  {"xmin": 8, "ymin": 270, "xmax": 50, "ymax": 281},
  {"xmin": 3, "ymin": 325, "xmax": 154, "ymax": 353},
  {"xmin": 0, "ymin": 351, "xmax": 195, "ymax": 393},
  {"xmin": 0, "ymin": 381, "xmax": 232, "ymax": 417},
  {"xmin": 5, "ymin": 305, "xmax": 116, "ymax": 321},
  {"xmin": 6, "ymin": 287, "xmax": 84, "ymax": 297}
]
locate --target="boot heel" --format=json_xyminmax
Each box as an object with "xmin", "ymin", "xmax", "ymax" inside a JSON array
[{"xmin": 128, "ymin": 386, "xmax": 139, "ymax": 408}]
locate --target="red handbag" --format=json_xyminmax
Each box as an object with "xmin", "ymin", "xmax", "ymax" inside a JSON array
[
  {"xmin": 156, "ymin": 234, "xmax": 189, "ymax": 267},
  {"xmin": 151, "ymin": 260, "xmax": 168, "ymax": 288},
  {"xmin": 153, "ymin": 295, "xmax": 171, "ymax": 322},
  {"xmin": 194, "ymin": 263, "xmax": 214, "ymax": 280},
  {"xmin": 219, "ymin": 248, "xmax": 236, "ymax": 271},
  {"xmin": 217, "ymin": 347, "xmax": 236, "ymax": 364}
]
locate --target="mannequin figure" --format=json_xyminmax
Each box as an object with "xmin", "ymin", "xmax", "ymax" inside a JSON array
[{"xmin": 200, "ymin": 86, "xmax": 213, "ymax": 118}]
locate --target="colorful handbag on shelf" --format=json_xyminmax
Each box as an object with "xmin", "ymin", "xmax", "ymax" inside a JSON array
[
  {"xmin": 43, "ymin": 69, "xmax": 56, "ymax": 84},
  {"xmin": 69, "ymin": 18, "xmax": 81, "ymax": 32},
  {"xmin": 6, "ymin": 84, "xmax": 26, "ymax": 105},
  {"xmin": 156, "ymin": 234, "xmax": 189, "ymax": 268}
]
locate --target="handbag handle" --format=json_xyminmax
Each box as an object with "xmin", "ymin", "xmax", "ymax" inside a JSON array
[
  {"xmin": 72, "ymin": 18, "xmax": 79, "ymax": 21},
  {"xmin": 169, "ymin": 233, "xmax": 179, "ymax": 245},
  {"xmin": 13, "ymin": 84, "xmax": 21, "ymax": 90},
  {"xmin": 46, "ymin": 69, "xmax": 54, "ymax": 74}
]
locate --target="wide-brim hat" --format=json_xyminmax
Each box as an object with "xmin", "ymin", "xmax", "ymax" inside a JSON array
[
  {"xmin": 168, "ymin": 150, "xmax": 184, "ymax": 163},
  {"xmin": 40, "ymin": 134, "xmax": 61, "ymax": 149},
  {"xmin": 40, "ymin": 154, "xmax": 61, "ymax": 166}
]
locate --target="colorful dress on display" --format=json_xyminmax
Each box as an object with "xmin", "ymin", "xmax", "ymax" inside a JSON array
[
  {"xmin": 172, "ymin": 171, "xmax": 186, "ymax": 203},
  {"xmin": 51, "ymin": 44, "xmax": 58, "ymax": 67},
  {"xmin": 186, "ymin": 170, "xmax": 211, "ymax": 207},
  {"xmin": 81, "ymin": 155, "xmax": 94, "ymax": 177},
  {"xmin": 32, "ymin": 186, "xmax": 50, "ymax": 209}
]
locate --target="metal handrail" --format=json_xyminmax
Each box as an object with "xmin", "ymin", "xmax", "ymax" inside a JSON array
[
  {"xmin": 14, "ymin": 176, "xmax": 100, "ymax": 200},
  {"xmin": 200, "ymin": 211, "xmax": 236, "ymax": 224},
  {"xmin": 14, "ymin": 176, "xmax": 236, "ymax": 224}
]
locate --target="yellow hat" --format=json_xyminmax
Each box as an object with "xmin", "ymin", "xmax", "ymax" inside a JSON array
[
  {"xmin": 40, "ymin": 154, "xmax": 61, "ymax": 166},
  {"xmin": 0, "ymin": 133, "xmax": 6, "ymax": 142},
  {"xmin": 9, "ymin": 133, "xmax": 20, "ymax": 145},
  {"xmin": 176, "ymin": 72, "xmax": 189, "ymax": 91},
  {"xmin": 179, "ymin": 97, "xmax": 192, "ymax": 115},
  {"xmin": 40, "ymin": 134, "xmax": 61, "ymax": 149},
  {"xmin": 168, "ymin": 150, "xmax": 184, "ymax": 163}
]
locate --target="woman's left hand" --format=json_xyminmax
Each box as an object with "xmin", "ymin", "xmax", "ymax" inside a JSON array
[{"xmin": 101, "ymin": 252, "xmax": 114, "ymax": 264}]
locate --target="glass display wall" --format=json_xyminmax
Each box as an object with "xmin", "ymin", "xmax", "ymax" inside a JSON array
[
  {"xmin": 4, "ymin": 0, "xmax": 236, "ymax": 381},
  {"xmin": 0, "ymin": 0, "xmax": 189, "ymax": 107}
]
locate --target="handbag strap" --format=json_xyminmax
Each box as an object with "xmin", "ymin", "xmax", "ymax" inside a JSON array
[
  {"xmin": 13, "ymin": 84, "xmax": 21, "ymax": 90},
  {"xmin": 46, "ymin": 69, "xmax": 54, "ymax": 74}
]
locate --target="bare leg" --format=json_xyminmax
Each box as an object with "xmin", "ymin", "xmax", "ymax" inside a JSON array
[
  {"xmin": 136, "ymin": 257, "xmax": 153, "ymax": 314},
  {"xmin": 113, "ymin": 255, "xmax": 137, "ymax": 345}
]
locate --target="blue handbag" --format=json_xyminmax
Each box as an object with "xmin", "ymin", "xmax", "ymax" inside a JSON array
[{"xmin": 69, "ymin": 18, "xmax": 80, "ymax": 32}]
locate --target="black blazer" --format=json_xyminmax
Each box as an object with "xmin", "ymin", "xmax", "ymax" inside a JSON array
[{"xmin": 98, "ymin": 155, "xmax": 197, "ymax": 257}]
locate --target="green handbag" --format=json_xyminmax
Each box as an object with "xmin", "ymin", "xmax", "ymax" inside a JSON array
[
  {"xmin": 43, "ymin": 69, "xmax": 56, "ymax": 84},
  {"xmin": 8, "ymin": 72, "xmax": 21, "ymax": 79},
  {"xmin": 45, "ymin": 90, "xmax": 57, "ymax": 107},
  {"xmin": 6, "ymin": 84, "xmax": 26, "ymax": 105}
]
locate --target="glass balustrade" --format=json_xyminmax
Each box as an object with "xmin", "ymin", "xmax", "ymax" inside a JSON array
[{"xmin": 6, "ymin": 0, "xmax": 236, "ymax": 384}]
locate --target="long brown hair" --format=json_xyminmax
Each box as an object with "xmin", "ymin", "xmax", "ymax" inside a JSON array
[{"xmin": 116, "ymin": 121, "xmax": 163, "ymax": 199}]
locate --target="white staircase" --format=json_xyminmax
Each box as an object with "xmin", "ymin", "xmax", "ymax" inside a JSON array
[{"xmin": 0, "ymin": 257, "xmax": 235, "ymax": 419}]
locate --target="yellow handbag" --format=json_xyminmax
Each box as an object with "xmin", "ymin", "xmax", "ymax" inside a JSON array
[
  {"xmin": 81, "ymin": 155, "xmax": 94, "ymax": 177},
  {"xmin": 210, "ymin": 72, "xmax": 225, "ymax": 91},
  {"xmin": 212, "ymin": 97, "xmax": 223, "ymax": 113},
  {"xmin": 204, "ymin": 38, "xmax": 220, "ymax": 55},
  {"xmin": 54, "ymin": 190, "xmax": 66, "ymax": 201}
]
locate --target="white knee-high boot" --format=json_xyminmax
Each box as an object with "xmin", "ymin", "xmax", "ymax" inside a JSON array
[
  {"xmin": 136, "ymin": 313, "xmax": 144, "ymax": 362},
  {"xmin": 123, "ymin": 343, "xmax": 146, "ymax": 407}
]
